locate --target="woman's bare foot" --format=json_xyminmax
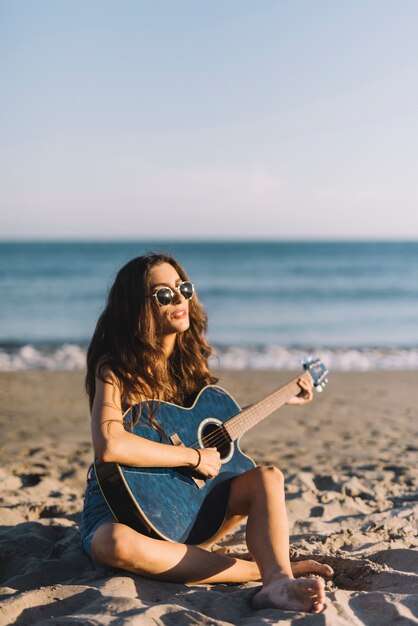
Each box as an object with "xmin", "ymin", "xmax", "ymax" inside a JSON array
[
  {"xmin": 291, "ymin": 559, "xmax": 333, "ymax": 579},
  {"xmin": 252, "ymin": 576, "xmax": 326, "ymax": 613}
]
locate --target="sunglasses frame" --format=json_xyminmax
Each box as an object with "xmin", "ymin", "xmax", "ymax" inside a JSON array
[{"xmin": 151, "ymin": 281, "xmax": 195, "ymax": 306}]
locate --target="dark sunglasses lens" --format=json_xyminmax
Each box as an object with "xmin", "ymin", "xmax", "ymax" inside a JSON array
[
  {"xmin": 179, "ymin": 281, "xmax": 194, "ymax": 299},
  {"xmin": 155, "ymin": 288, "xmax": 173, "ymax": 305}
]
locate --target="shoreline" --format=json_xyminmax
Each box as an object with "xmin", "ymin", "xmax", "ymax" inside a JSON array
[
  {"xmin": 1, "ymin": 369, "xmax": 417, "ymax": 625},
  {"xmin": 3, "ymin": 343, "xmax": 418, "ymax": 372}
]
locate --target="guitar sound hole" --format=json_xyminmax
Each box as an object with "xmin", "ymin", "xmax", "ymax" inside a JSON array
[{"xmin": 201, "ymin": 423, "xmax": 232, "ymax": 459}]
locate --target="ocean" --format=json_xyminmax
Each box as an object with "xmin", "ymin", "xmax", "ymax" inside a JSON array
[{"xmin": 1, "ymin": 241, "xmax": 418, "ymax": 371}]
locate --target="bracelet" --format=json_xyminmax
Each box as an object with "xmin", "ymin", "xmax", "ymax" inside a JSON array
[{"xmin": 191, "ymin": 448, "xmax": 201, "ymax": 470}]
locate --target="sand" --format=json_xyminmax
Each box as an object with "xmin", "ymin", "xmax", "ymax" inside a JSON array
[{"xmin": 0, "ymin": 369, "xmax": 417, "ymax": 625}]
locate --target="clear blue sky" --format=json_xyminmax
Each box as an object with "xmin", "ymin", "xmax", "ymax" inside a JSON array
[{"xmin": 1, "ymin": 0, "xmax": 417, "ymax": 240}]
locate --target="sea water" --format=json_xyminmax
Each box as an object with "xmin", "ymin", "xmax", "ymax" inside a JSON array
[{"xmin": 1, "ymin": 241, "xmax": 418, "ymax": 370}]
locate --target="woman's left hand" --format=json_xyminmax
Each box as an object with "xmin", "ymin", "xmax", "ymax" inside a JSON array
[{"xmin": 286, "ymin": 377, "xmax": 314, "ymax": 405}]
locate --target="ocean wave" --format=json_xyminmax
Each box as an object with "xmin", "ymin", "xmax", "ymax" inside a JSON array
[
  {"xmin": 211, "ymin": 346, "xmax": 418, "ymax": 371},
  {"xmin": 0, "ymin": 344, "xmax": 87, "ymax": 371},
  {"xmin": 1, "ymin": 343, "xmax": 418, "ymax": 372}
]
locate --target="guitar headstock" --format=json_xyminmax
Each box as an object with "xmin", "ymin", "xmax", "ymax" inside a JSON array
[{"xmin": 302, "ymin": 356, "xmax": 329, "ymax": 392}]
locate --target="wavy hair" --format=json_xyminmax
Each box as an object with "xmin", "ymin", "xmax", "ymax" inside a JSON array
[{"xmin": 85, "ymin": 253, "xmax": 218, "ymax": 435}]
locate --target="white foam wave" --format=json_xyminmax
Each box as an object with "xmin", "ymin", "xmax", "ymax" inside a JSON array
[
  {"xmin": 1, "ymin": 344, "xmax": 418, "ymax": 372},
  {"xmin": 0, "ymin": 344, "xmax": 87, "ymax": 371},
  {"xmin": 211, "ymin": 345, "xmax": 418, "ymax": 371}
]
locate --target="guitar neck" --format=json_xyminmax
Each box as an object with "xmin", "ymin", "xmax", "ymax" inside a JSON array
[{"xmin": 224, "ymin": 370, "xmax": 312, "ymax": 441}]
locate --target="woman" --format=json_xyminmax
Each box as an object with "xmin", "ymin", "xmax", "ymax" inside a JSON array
[{"xmin": 80, "ymin": 253, "xmax": 332, "ymax": 613}]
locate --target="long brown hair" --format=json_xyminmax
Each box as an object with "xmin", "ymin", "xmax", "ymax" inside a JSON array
[{"xmin": 85, "ymin": 253, "xmax": 218, "ymax": 434}]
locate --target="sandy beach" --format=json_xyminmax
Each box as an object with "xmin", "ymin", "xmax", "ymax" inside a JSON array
[{"xmin": 0, "ymin": 369, "xmax": 417, "ymax": 625}]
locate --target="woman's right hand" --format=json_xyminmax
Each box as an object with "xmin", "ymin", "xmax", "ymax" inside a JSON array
[{"xmin": 193, "ymin": 447, "xmax": 221, "ymax": 479}]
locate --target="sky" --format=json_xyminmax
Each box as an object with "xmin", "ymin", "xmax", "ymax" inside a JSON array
[{"xmin": 1, "ymin": 0, "xmax": 418, "ymax": 240}]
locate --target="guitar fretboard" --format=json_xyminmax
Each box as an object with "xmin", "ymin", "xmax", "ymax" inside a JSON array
[{"xmin": 224, "ymin": 371, "xmax": 311, "ymax": 441}]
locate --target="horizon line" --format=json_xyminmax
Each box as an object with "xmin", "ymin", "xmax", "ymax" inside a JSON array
[{"xmin": 1, "ymin": 236, "xmax": 418, "ymax": 244}]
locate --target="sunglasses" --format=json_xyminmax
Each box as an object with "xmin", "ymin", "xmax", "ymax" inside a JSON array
[{"xmin": 151, "ymin": 281, "xmax": 195, "ymax": 306}]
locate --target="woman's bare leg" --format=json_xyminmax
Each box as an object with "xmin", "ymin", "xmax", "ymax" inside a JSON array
[
  {"xmin": 91, "ymin": 466, "xmax": 329, "ymax": 612},
  {"xmin": 91, "ymin": 520, "xmax": 261, "ymax": 583},
  {"xmin": 226, "ymin": 466, "xmax": 326, "ymax": 612},
  {"xmin": 202, "ymin": 492, "xmax": 333, "ymax": 582},
  {"xmin": 92, "ymin": 520, "xmax": 331, "ymax": 584}
]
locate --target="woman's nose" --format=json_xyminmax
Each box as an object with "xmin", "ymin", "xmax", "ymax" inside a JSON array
[{"xmin": 172, "ymin": 287, "xmax": 185, "ymax": 303}]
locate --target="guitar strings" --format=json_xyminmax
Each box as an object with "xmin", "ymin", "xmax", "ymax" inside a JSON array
[
  {"xmin": 186, "ymin": 406, "xmax": 265, "ymax": 449},
  {"xmin": 186, "ymin": 402, "xmax": 275, "ymax": 450},
  {"xmin": 137, "ymin": 375, "xmax": 311, "ymax": 452},
  {"xmin": 185, "ymin": 378, "xmax": 303, "ymax": 451},
  {"xmin": 187, "ymin": 407, "xmax": 269, "ymax": 451},
  {"xmin": 187, "ymin": 426, "xmax": 230, "ymax": 451}
]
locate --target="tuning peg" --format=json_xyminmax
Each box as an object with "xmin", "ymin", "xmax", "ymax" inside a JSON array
[
  {"xmin": 302, "ymin": 355, "xmax": 313, "ymax": 365},
  {"xmin": 315, "ymin": 385, "xmax": 323, "ymax": 393}
]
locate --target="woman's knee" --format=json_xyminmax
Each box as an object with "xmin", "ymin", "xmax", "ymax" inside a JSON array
[
  {"xmin": 251, "ymin": 465, "xmax": 284, "ymax": 483},
  {"xmin": 229, "ymin": 466, "xmax": 285, "ymax": 514},
  {"xmin": 254, "ymin": 465, "xmax": 284, "ymax": 490},
  {"xmin": 238, "ymin": 466, "xmax": 284, "ymax": 493},
  {"xmin": 92, "ymin": 522, "xmax": 134, "ymax": 567}
]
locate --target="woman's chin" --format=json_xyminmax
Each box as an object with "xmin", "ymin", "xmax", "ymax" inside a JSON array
[
  {"xmin": 163, "ymin": 319, "xmax": 190, "ymax": 335},
  {"xmin": 176, "ymin": 319, "xmax": 190, "ymax": 333}
]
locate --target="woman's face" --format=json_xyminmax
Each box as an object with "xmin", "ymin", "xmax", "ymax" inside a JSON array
[{"xmin": 147, "ymin": 262, "xmax": 191, "ymax": 339}]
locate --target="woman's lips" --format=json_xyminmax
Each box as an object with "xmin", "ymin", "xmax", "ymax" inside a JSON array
[{"xmin": 171, "ymin": 308, "xmax": 187, "ymax": 319}]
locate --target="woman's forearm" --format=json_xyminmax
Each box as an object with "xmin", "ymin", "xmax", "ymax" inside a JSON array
[{"xmin": 98, "ymin": 427, "xmax": 198, "ymax": 468}]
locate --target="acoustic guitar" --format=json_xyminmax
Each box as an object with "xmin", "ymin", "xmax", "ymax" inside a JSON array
[{"xmin": 95, "ymin": 357, "xmax": 328, "ymax": 545}]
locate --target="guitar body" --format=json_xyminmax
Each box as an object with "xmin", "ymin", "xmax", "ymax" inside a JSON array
[
  {"xmin": 95, "ymin": 385, "xmax": 256, "ymax": 545},
  {"xmin": 95, "ymin": 358, "xmax": 329, "ymax": 546}
]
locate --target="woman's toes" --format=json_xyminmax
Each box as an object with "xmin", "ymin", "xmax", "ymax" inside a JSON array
[
  {"xmin": 291, "ymin": 559, "xmax": 334, "ymax": 578},
  {"xmin": 253, "ymin": 576, "xmax": 326, "ymax": 613}
]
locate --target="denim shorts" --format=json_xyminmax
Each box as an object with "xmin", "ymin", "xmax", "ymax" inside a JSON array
[{"xmin": 79, "ymin": 465, "xmax": 115, "ymax": 558}]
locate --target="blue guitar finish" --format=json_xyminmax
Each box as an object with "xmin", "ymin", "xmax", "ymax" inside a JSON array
[
  {"xmin": 95, "ymin": 358, "xmax": 328, "ymax": 545},
  {"xmin": 95, "ymin": 386, "xmax": 255, "ymax": 545}
]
